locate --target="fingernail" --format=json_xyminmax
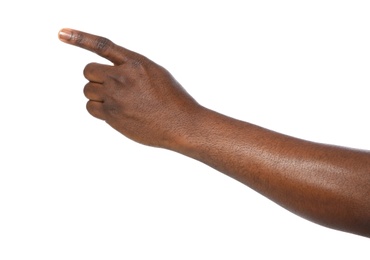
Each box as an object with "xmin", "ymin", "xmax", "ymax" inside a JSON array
[{"xmin": 58, "ymin": 28, "xmax": 73, "ymax": 41}]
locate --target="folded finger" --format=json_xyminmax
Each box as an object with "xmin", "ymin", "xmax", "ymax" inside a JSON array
[
  {"xmin": 86, "ymin": 100, "xmax": 106, "ymax": 120},
  {"xmin": 83, "ymin": 82, "xmax": 104, "ymax": 102},
  {"xmin": 83, "ymin": 62, "xmax": 113, "ymax": 83}
]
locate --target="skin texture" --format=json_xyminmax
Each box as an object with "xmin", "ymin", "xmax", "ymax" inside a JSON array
[{"xmin": 58, "ymin": 28, "xmax": 370, "ymax": 238}]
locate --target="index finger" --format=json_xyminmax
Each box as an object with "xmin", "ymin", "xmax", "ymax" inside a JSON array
[{"xmin": 58, "ymin": 28, "xmax": 129, "ymax": 65}]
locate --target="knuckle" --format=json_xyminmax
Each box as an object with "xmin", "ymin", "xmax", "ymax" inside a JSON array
[
  {"xmin": 83, "ymin": 82, "xmax": 91, "ymax": 97},
  {"xmin": 83, "ymin": 62, "xmax": 96, "ymax": 78},
  {"xmin": 83, "ymin": 67, "xmax": 89, "ymax": 79},
  {"xmin": 129, "ymin": 55, "xmax": 147, "ymax": 69},
  {"xmin": 130, "ymin": 59, "xmax": 143, "ymax": 68},
  {"xmin": 103, "ymin": 102, "xmax": 120, "ymax": 117},
  {"xmin": 71, "ymin": 31, "xmax": 84, "ymax": 45},
  {"xmin": 86, "ymin": 100, "xmax": 96, "ymax": 115},
  {"xmin": 86, "ymin": 101, "xmax": 105, "ymax": 120},
  {"xmin": 94, "ymin": 37, "xmax": 113, "ymax": 54}
]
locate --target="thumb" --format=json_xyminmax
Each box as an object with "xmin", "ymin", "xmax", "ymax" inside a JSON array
[{"xmin": 58, "ymin": 28, "xmax": 129, "ymax": 65}]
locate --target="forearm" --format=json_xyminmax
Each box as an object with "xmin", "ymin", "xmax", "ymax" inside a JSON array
[
  {"xmin": 174, "ymin": 108, "xmax": 370, "ymax": 237},
  {"xmin": 59, "ymin": 28, "xmax": 370, "ymax": 238}
]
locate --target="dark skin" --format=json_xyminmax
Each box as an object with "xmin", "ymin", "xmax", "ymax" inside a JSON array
[{"xmin": 58, "ymin": 28, "xmax": 370, "ymax": 238}]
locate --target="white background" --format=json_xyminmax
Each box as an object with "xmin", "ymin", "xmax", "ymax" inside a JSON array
[{"xmin": 0, "ymin": 0, "xmax": 369, "ymax": 259}]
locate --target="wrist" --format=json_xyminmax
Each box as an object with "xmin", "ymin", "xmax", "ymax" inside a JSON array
[{"xmin": 165, "ymin": 106, "xmax": 214, "ymax": 154}]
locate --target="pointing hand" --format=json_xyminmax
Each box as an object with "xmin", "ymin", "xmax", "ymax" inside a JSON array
[{"xmin": 58, "ymin": 28, "xmax": 202, "ymax": 149}]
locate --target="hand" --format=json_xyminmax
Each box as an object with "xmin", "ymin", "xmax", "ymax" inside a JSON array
[
  {"xmin": 58, "ymin": 29, "xmax": 370, "ymax": 238},
  {"xmin": 58, "ymin": 28, "xmax": 202, "ymax": 149}
]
